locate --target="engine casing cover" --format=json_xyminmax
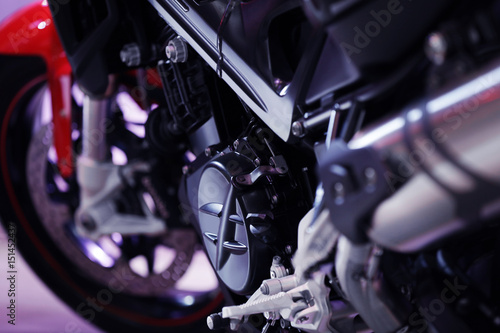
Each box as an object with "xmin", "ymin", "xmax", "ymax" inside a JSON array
[{"xmin": 197, "ymin": 152, "xmax": 274, "ymax": 294}]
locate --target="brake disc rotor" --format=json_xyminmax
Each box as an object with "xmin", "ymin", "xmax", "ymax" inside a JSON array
[{"xmin": 26, "ymin": 123, "xmax": 197, "ymax": 296}]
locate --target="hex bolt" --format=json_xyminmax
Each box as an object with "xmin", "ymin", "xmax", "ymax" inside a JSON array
[
  {"xmin": 182, "ymin": 165, "xmax": 190, "ymax": 175},
  {"xmin": 165, "ymin": 37, "xmax": 188, "ymax": 63},
  {"xmin": 425, "ymin": 32, "xmax": 448, "ymax": 66},
  {"xmin": 292, "ymin": 121, "xmax": 304, "ymax": 137},
  {"xmin": 205, "ymin": 147, "xmax": 213, "ymax": 157}
]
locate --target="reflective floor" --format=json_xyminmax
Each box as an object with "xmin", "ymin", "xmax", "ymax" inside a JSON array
[{"xmin": 0, "ymin": 225, "xmax": 103, "ymax": 333}]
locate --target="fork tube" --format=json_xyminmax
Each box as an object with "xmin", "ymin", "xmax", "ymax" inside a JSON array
[{"xmin": 82, "ymin": 96, "xmax": 111, "ymax": 162}]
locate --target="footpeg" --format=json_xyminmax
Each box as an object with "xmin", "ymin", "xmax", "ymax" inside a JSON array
[
  {"xmin": 207, "ymin": 312, "xmax": 230, "ymax": 330},
  {"xmin": 210, "ymin": 273, "xmax": 333, "ymax": 333}
]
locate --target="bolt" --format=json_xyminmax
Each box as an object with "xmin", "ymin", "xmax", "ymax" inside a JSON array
[
  {"xmin": 182, "ymin": 165, "xmax": 190, "ymax": 175},
  {"xmin": 271, "ymin": 195, "xmax": 279, "ymax": 205},
  {"xmin": 364, "ymin": 167, "xmax": 377, "ymax": 187},
  {"xmin": 260, "ymin": 283, "xmax": 270, "ymax": 295},
  {"xmin": 334, "ymin": 182, "xmax": 345, "ymax": 204},
  {"xmin": 165, "ymin": 37, "xmax": 188, "ymax": 63},
  {"xmin": 425, "ymin": 32, "xmax": 448, "ymax": 66},
  {"xmin": 205, "ymin": 147, "xmax": 213, "ymax": 157},
  {"xmin": 291, "ymin": 121, "xmax": 304, "ymax": 137},
  {"xmin": 270, "ymin": 271, "xmax": 277, "ymax": 279},
  {"xmin": 285, "ymin": 245, "xmax": 292, "ymax": 255},
  {"xmin": 233, "ymin": 140, "xmax": 240, "ymax": 150},
  {"xmin": 80, "ymin": 215, "xmax": 97, "ymax": 231},
  {"xmin": 254, "ymin": 158, "xmax": 261, "ymax": 166},
  {"xmin": 120, "ymin": 43, "xmax": 141, "ymax": 67}
]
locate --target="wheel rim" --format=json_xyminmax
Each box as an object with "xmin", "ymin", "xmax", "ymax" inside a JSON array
[{"xmin": 2, "ymin": 78, "xmax": 223, "ymax": 328}]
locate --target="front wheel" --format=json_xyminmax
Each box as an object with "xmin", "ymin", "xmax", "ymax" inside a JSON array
[{"xmin": 0, "ymin": 54, "xmax": 223, "ymax": 333}]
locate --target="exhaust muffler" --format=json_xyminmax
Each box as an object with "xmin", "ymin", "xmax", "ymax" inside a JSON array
[
  {"xmin": 321, "ymin": 59, "xmax": 500, "ymax": 253},
  {"xmin": 353, "ymin": 60, "xmax": 500, "ymax": 252}
]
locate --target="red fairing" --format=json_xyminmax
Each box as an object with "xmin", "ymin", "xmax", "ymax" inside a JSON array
[{"xmin": 0, "ymin": 0, "xmax": 73, "ymax": 177}]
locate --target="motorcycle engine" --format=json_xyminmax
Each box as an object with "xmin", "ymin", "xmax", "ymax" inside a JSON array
[{"xmin": 180, "ymin": 135, "xmax": 311, "ymax": 295}]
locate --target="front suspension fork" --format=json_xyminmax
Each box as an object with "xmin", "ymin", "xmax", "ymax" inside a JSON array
[{"xmin": 75, "ymin": 93, "xmax": 166, "ymax": 239}]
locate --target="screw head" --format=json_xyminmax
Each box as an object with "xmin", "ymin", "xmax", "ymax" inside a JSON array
[
  {"xmin": 426, "ymin": 32, "xmax": 448, "ymax": 66},
  {"xmin": 260, "ymin": 283, "xmax": 270, "ymax": 295},
  {"xmin": 292, "ymin": 121, "xmax": 304, "ymax": 137},
  {"xmin": 165, "ymin": 37, "xmax": 188, "ymax": 63},
  {"xmin": 271, "ymin": 195, "xmax": 279, "ymax": 205},
  {"xmin": 182, "ymin": 165, "xmax": 190, "ymax": 175},
  {"xmin": 334, "ymin": 182, "xmax": 345, "ymax": 204},
  {"xmin": 205, "ymin": 147, "xmax": 213, "ymax": 157}
]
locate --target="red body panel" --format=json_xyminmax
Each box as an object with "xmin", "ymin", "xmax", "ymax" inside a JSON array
[{"xmin": 0, "ymin": 0, "xmax": 73, "ymax": 177}]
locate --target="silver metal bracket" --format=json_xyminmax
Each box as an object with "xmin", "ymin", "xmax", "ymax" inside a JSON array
[
  {"xmin": 221, "ymin": 272, "xmax": 333, "ymax": 333},
  {"xmin": 234, "ymin": 166, "xmax": 282, "ymax": 186},
  {"xmin": 75, "ymin": 158, "xmax": 166, "ymax": 240}
]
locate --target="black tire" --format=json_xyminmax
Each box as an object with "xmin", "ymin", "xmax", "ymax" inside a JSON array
[{"xmin": 0, "ymin": 54, "xmax": 223, "ymax": 333}]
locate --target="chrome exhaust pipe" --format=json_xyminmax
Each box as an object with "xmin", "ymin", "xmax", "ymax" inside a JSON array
[{"xmin": 349, "ymin": 60, "xmax": 500, "ymax": 252}]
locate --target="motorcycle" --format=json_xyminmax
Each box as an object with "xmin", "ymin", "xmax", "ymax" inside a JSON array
[{"xmin": 1, "ymin": 0, "xmax": 500, "ymax": 332}]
